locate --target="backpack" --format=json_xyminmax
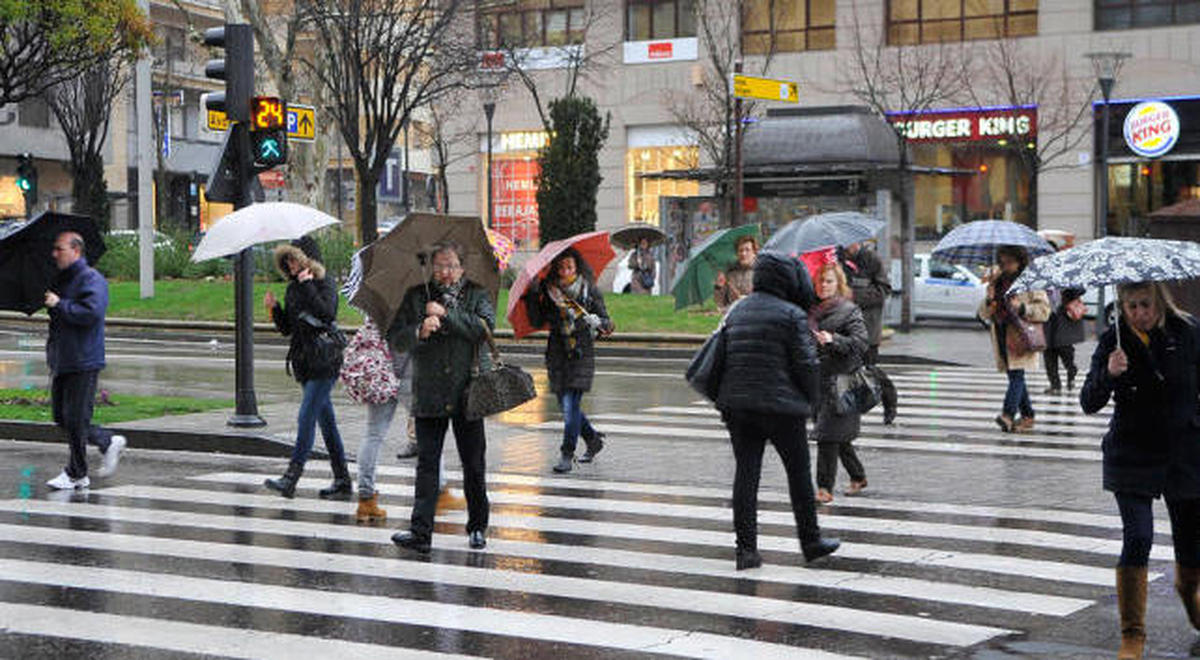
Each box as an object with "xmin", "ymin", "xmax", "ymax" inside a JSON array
[{"xmin": 339, "ymin": 318, "xmax": 400, "ymax": 404}]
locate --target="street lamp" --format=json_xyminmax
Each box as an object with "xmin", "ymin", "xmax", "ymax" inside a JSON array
[
  {"xmin": 1085, "ymin": 50, "xmax": 1131, "ymax": 335},
  {"xmin": 479, "ymin": 83, "xmax": 499, "ymax": 229}
]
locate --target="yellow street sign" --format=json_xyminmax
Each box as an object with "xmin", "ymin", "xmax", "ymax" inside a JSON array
[
  {"xmin": 207, "ymin": 109, "xmax": 229, "ymax": 132},
  {"xmin": 731, "ymin": 74, "xmax": 799, "ymax": 104},
  {"xmin": 287, "ymin": 104, "xmax": 316, "ymax": 142}
]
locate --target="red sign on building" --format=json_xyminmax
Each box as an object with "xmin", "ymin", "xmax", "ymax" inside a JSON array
[
  {"xmin": 491, "ymin": 159, "xmax": 540, "ymax": 249},
  {"xmin": 889, "ymin": 107, "xmax": 1038, "ymax": 142},
  {"xmin": 648, "ymin": 42, "xmax": 674, "ymax": 59}
]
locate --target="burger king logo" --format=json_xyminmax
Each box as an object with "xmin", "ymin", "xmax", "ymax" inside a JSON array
[{"xmin": 1124, "ymin": 101, "xmax": 1180, "ymax": 158}]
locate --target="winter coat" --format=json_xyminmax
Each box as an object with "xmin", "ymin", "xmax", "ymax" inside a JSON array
[
  {"xmin": 46, "ymin": 257, "xmax": 108, "ymax": 375},
  {"xmin": 1081, "ymin": 313, "xmax": 1200, "ymax": 499},
  {"xmin": 978, "ymin": 287, "xmax": 1052, "ymax": 372},
  {"xmin": 842, "ymin": 248, "xmax": 890, "ymax": 346},
  {"xmin": 1045, "ymin": 288, "xmax": 1086, "ymax": 349},
  {"xmin": 388, "ymin": 280, "xmax": 494, "ymax": 418},
  {"xmin": 811, "ymin": 298, "xmax": 869, "ymax": 445},
  {"xmin": 715, "ymin": 252, "xmax": 821, "ymax": 417},
  {"xmin": 270, "ymin": 244, "xmax": 341, "ymax": 383},
  {"xmin": 524, "ymin": 277, "xmax": 613, "ymax": 395}
]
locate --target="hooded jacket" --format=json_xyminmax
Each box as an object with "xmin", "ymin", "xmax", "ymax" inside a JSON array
[
  {"xmin": 715, "ymin": 251, "xmax": 820, "ymax": 417},
  {"xmin": 270, "ymin": 243, "xmax": 341, "ymax": 382}
]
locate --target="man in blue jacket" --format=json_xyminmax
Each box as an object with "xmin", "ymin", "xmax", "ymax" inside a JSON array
[{"xmin": 44, "ymin": 231, "xmax": 125, "ymax": 490}]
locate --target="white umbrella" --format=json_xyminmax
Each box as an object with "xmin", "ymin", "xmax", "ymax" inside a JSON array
[{"xmin": 191, "ymin": 202, "xmax": 341, "ymax": 262}]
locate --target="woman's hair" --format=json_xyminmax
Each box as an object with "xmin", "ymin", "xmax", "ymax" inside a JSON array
[
  {"xmin": 734, "ymin": 235, "xmax": 759, "ymax": 252},
  {"xmin": 429, "ymin": 239, "xmax": 464, "ymax": 264},
  {"xmin": 815, "ymin": 262, "xmax": 852, "ymax": 299},
  {"xmin": 995, "ymin": 245, "xmax": 1029, "ymax": 270},
  {"xmin": 551, "ymin": 247, "xmax": 593, "ymax": 283},
  {"xmin": 1117, "ymin": 281, "xmax": 1188, "ymax": 328}
]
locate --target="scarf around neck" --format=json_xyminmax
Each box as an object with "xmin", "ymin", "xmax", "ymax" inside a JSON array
[
  {"xmin": 808, "ymin": 296, "xmax": 845, "ymax": 332},
  {"xmin": 431, "ymin": 278, "xmax": 466, "ymax": 310}
]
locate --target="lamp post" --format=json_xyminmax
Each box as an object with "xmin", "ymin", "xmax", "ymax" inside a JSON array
[
  {"xmin": 1085, "ymin": 51, "xmax": 1131, "ymax": 335},
  {"xmin": 479, "ymin": 84, "xmax": 499, "ymax": 228}
]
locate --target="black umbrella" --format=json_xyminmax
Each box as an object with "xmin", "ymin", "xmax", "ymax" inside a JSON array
[
  {"xmin": 0, "ymin": 211, "xmax": 106, "ymax": 315},
  {"xmin": 610, "ymin": 223, "xmax": 666, "ymax": 250}
]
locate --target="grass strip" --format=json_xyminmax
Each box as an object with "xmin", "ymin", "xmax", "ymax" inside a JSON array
[{"xmin": 0, "ymin": 388, "xmax": 232, "ymax": 424}]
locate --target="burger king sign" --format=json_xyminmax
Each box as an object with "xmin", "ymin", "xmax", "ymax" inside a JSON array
[{"xmin": 1124, "ymin": 101, "xmax": 1180, "ymax": 158}]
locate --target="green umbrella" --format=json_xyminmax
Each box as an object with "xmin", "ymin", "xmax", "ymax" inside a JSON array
[{"xmin": 670, "ymin": 224, "xmax": 761, "ymax": 310}]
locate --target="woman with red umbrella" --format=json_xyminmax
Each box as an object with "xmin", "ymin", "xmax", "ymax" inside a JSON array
[{"xmin": 523, "ymin": 248, "xmax": 614, "ymax": 473}]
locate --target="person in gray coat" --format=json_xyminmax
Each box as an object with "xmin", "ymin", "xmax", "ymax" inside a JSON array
[{"xmin": 810, "ymin": 261, "xmax": 870, "ymax": 504}]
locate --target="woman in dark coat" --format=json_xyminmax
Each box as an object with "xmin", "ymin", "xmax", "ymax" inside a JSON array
[
  {"xmin": 810, "ymin": 261, "xmax": 870, "ymax": 504},
  {"xmin": 262, "ymin": 237, "xmax": 350, "ymax": 500},
  {"xmin": 525, "ymin": 249, "xmax": 614, "ymax": 473},
  {"xmin": 714, "ymin": 251, "xmax": 839, "ymax": 571},
  {"xmin": 1043, "ymin": 287, "xmax": 1086, "ymax": 394},
  {"xmin": 1081, "ymin": 281, "xmax": 1200, "ymax": 659}
]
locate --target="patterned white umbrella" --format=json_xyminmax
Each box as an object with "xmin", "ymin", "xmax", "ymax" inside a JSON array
[
  {"xmin": 191, "ymin": 202, "xmax": 340, "ymax": 262},
  {"xmin": 931, "ymin": 220, "xmax": 1055, "ymax": 266},
  {"xmin": 1009, "ymin": 237, "xmax": 1200, "ymax": 293}
]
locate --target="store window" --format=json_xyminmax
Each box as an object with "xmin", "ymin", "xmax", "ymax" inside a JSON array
[
  {"xmin": 743, "ymin": 0, "xmax": 836, "ymax": 54},
  {"xmin": 483, "ymin": 131, "xmax": 549, "ymax": 249},
  {"xmin": 626, "ymin": 146, "xmax": 699, "ymax": 225},
  {"xmin": 478, "ymin": 0, "xmax": 586, "ymax": 49},
  {"xmin": 626, "ymin": 0, "xmax": 696, "ymax": 40},
  {"xmin": 910, "ymin": 143, "xmax": 1033, "ymax": 239},
  {"xmin": 887, "ymin": 0, "xmax": 1037, "ymax": 45},
  {"xmin": 1095, "ymin": 0, "xmax": 1200, "ymax": 30}
]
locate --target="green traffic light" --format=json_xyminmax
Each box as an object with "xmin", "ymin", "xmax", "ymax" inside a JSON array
[
  {"xmin": 16, "ymin": 178, "xmax": 30, "ymax": 192},
  {"xmin": 259, "ymin": 138, "xmax": 281, "ymax": 160}
]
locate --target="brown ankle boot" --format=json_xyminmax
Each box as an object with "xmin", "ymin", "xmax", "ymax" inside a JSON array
[
  {"xmin": 355, "ymin": 493, "xmax": 387, "ymax": 525},
  {"xmin": 1116, "ymin": 566, "xmax": 1147, "ymax": 660},
  {"xmin": 436, "ymin": 486, "xmax": 466, "ymax": 513},
  {"xmin": 1176, "ymin": 563, "xmax": 1200, "ymax": 630}
]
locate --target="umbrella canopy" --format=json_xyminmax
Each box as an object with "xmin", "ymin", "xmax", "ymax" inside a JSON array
[
  {"xmin": 931, "ymin": 219, "xmax": 1054, "ymax": 266},
  {"xmin": 191, "ymin": 202, "xmax": 340, "ymax": 262},
  {"xmin": 506, "ymin": 231, "xmax": 616, "ymax": 339},
  {"xmin": 611, "ymin": 223, "xmax": 666, "ymax": 250},
  {"xmin": 0, "ymin": 211, "xmax": 105, "ymax": 315},
  {"xmin": 486, "ymin": 228, "xmax": 516, "ymax": 271},
  {"xmin": 346, "ymin": 213, "xmax": 499, "ymax": 331},
  {"xmin": 1010, "ymin": 237, "xmax": 1200, "ymax": 294},
  {"xmin": 670, "ymin": 224, "xmax": 761, "ymax": 310},
  {"xmin": 763, "ymin": 212, "xmax": 886, "ymax": 254}
]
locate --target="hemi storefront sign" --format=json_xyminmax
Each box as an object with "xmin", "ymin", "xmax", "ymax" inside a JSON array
[
  {"xmin": 623, "ymin": 37, "xmax": 698, "ymax": 64},
  {"xmin": 889, "ymin": 107, "xmax": 1038, "ymax": 142},
  {"xmin": 1124, "ymin": 101, "xmax": 1180, "ymax": 159}
]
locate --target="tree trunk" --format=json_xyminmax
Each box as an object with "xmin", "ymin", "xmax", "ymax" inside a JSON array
[
  {"xmin": 357, "ymin": 167, "xmax": 378, "ymax": 245},
  {"xmin": 898, "ymin": 156, "xmax": 915, "ymax": 333},
  {"xmin": 71, "ymin": 152, "xmax": 110, "ymax": 231}
]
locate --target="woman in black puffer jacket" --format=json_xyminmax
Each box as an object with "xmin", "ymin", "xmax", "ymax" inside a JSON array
[
  {"xmin": 714, "ymin": 251, "xmax": 839, "ymax": 571},
  {"xmin": 809, "ymin": 261, "xmax": 869, "ymax": 505},
  {"xmin": 1081, "ymin": 281, "xmax": 1200, "ymax": 659},
  {"xmin": 262, "ymin": 237, "xmax": 350, "ymax": 500}
]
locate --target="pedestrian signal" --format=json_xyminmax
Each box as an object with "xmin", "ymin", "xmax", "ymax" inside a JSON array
[
  {"xmin": 251, "ymin": 128, "xmax": 288, "ymax": 170},
  {"xmin": 251, "ymin": 97, "xmax": 285, "ymax": 131}
]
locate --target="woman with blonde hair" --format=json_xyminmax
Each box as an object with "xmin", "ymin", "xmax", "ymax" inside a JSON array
[
  {"xmin": 810, "ymin": 261, "xmax": 869, "ymax": 504},
  {"xmin": 1081, "ymin": 281, "xmax": 1200, "ymax": 659}
]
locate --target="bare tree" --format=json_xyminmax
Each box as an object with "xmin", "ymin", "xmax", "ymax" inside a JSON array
[
  {"xmin": 419, "ymin": 100, "xmax": 479, "ymax": 213},
  {"xmin": 300, "ymin": 0, "xmax": 475, "ymax": 243},
  {"xmin": 839, "ymin": 7, "xmax": 969, "ymax": 331}
]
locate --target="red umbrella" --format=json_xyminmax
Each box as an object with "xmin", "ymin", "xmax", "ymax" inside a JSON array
[{"xmin": 506, "ymin": 230, "xmax": 616, "ymax": 339}]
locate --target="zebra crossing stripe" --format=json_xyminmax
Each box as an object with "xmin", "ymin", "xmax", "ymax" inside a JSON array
[
  {"xmin": 53, "ymin": 486, "xmax": 1125, "ymax": 586},
  {"xmin": 184, "ymin": 474, "xmax": 1167, "ymax": 560},
  {"xmin": 0, "ymin": 558, "xmax": 865, "ymax": 659},
  {"xmin": 0, "ymin": 602, "xmax": 484, "ymax": 660},
  {"xmin": 640, "ymin": 406, "xmax": 1110, "ymax": 431}
]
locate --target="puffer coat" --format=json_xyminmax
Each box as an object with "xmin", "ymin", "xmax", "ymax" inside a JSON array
[
  {"xmin": 524, "ymin": 277, "xmax": 613, "ymax": 395},
  {"xmin": 715, "ymin": 252, "xmax": 820, "ymax": 417},
  {"xmin": 811, "ymin": 298, "xmax": 869, "ymax": 445},
  {"xmin": 1081, "ymin": 312, "xmax": 1200, "ymax": 499},
  {"xmin": 270, "ymin": 244, "xmax": 341, "ymax": 383}
]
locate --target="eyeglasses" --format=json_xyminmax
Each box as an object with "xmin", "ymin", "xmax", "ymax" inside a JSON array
[{"xmin": 431, "ymin": 263, "xmax": 462, "ymax": 273}]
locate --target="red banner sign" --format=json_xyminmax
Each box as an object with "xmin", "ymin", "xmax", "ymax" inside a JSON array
[
  {"xmin": 491, "ymin": 159, "xmax": 540, "ymax": 249},
  {"xmin": 889, "ymin": 107, "xmax": 1038, "ymax": 142}
]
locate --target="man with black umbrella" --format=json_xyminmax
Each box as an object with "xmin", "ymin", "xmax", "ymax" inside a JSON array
[
  {"xmin": 840, "ymin": 241, "xmax": 898, "ymax": 427},
  {"xmin": 43, "ymin": 231, "xmax": 125, "ymax": 490}
]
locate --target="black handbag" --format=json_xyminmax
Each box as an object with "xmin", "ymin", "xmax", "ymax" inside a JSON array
[
  {"xmin": 686, "ymin": 326, "xmax": 726, "ymax": 402},
  {"xmin": 465, "ymin": 321, "xmax": 537, "ymax": 420},
  {"xmin": 834, "ymin": 366, "xmax": 881, "ymax": 415},
  {"xmin": 298, "ymin": 310, "xmax": 348, "ymax": 372}
]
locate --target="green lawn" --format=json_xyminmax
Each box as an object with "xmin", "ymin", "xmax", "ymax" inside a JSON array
[
  {"xmin": 0, "ymin": 388, "xmax": 232, "ymax": 424},
  {"xmin": 102, "ymin": 280, "xmax": 721, "ymax": 335}
]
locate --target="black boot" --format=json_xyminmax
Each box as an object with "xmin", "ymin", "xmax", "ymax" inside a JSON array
[
  {"xmin": 579, "ymin": 432, "xmax": 605, "ymax": 463},
  {"xmin": 552, "ymin": 452, "xmax": 574, "ymax": 473},
  {"xmin": 264, "ymin": 460, "xmax": 304, "ymax": 499},
  {"xmin": 319, "ymin": 459, "xmax": 353, "ymax": 500},
  {"xmin": 735, "ymin": 548, "xmax": 763, "ymax": 571},
  {"xmin": 802, "ymin": 537, "xmax": 841, "ymax": 562}
]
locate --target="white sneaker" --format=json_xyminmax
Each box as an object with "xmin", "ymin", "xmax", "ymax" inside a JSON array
[
  {"xmin": 95, "ymin": 434, "xmax": 126, "ymax": 478},
  {"xmin": 46, "ymin": 470, "xmax": 90, "ymax": 490}
]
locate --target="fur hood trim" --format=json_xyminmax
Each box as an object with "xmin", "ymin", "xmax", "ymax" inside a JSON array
[{"xmin": 274, "ymin": 244, "xmax": 326, "ymax": 280}]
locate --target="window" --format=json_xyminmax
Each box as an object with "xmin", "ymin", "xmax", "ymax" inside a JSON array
[
  {"xmin": 626, "ymin": 146, "xmax": 700, "ymax": 225},
  {"xmin": 18, "ymin": 98, "xmax": 50, "ymax": 128},
  {"xmin": 1095, "ymin": 0, "xmax": 1200, "ymax": 29},
  {"xmin": 887, "ymin": 0, "xmax": 1037, "ymax": 45},
  {"xmin": 626, "ymin": 0, "xmax": 696, "ymax": 41},
  {"xmin": 478, "ymin": 0, "xmax": 586, "ymax": 49},
  {"xmin": 743, "ymin": 0, "xmax": 836, "ymax": 54}
]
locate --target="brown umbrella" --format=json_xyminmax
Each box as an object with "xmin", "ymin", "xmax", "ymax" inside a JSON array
[{"xmin": 346, "ymin": 213, "xmax": 500, "ymax": 330}]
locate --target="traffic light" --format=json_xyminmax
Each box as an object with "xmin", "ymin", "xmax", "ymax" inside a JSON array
[
  {"xmin": 15, "ymin": 153, "xmax": 37, "ymax": 212},
  {"xmin": 249, "ymin": 96, "xmax": 288, "ymax": 170},
  {"xmin": 203, "ymin": 24, "xmax": 253, "ymax": 122}
]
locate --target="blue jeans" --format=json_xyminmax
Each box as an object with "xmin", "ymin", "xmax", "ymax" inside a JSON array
[
  {"xmin": 291, "ymin": 377, "xmax": 347, "ymax": 469},
  {"xmin": 1002, "ymin": 369, "xmax": 1034, "ymax": 419},
  {"xmin": 558, "ymin": 389, "xmax": 596, "ymax": 455},
  {"xmin": 1115, "ymin": 492, "xmax": 1200, "ymax": 567}
]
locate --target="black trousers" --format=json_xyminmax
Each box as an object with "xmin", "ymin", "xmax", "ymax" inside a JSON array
[
  {"xmin": 410, "ymin": 414, "xmax": 489, "ymax": 540},
  {"xmin": 724, "ymin": 411, "xmax": 821, "ymax": 552},
  {"xmin": 816, "ymin": 440, "xmax": 867, "ymax": 491},
  {"xmin": 52, "ymin": 370, "xmax": 112, "ymax": 480},
  {"xmin": 1043, "ymin": 345, "xmax": 1077, "ymax": 390},
  {"xmin": 1115, "ymin": 493, "xmax": 1200, "ymax": 567},
  {"xmin": 864, "ymin": 345, "xmax": 898, "ymax": 416}
]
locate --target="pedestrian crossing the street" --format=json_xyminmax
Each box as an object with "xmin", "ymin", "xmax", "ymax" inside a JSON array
[{"xmin": 0, "ymin": 435, "xmax": 1166, "ymax": 659}]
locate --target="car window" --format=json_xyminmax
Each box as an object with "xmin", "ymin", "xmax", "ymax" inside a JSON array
[{"xmin": 928, "ymin": 259, "xmax": 958, "ymax": 279}]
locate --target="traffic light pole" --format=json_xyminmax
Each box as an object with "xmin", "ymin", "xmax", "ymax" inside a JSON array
[{"xmin": 229, "ymin": 122, "xmax": 265, "ymax": 428}]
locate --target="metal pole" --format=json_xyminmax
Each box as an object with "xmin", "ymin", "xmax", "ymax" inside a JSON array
[
  {"xmin": 336, "ymin": 135, "xmax": 344, "ymax": 222},
  {"xmin": 228, "ymin": 123, "xmax": 265, "ymax": 427},
  {"xmin": 136, "ymin": 0, "xmax": 154, "ymax": 298},
  {"xmin": 734, "ymin": 63, "xmax": 744, "ymax": 227},
  {"xmin": 1095, "ymin": 79, "xmax": 1113, "ymax": 336},
  {"xmin": 484, "ymin": 102, "xmax": 495, "ymax": 228},
  {"xmin": 402, "ymin": 120, "xmax": 410, "ymax": 212}
]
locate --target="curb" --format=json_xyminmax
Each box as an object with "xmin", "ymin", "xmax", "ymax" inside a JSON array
[{"xmin": 0, "ymin": 420, "xmax": 306, "ymax": 459}]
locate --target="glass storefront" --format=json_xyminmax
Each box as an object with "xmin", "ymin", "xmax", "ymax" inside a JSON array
[
  {"xmin": 481, "ymin": 131, "xmax": 550, "ymax": 250},
  {"xmin": 626, "ymin": 145, "xmax": 699, "ymax": 225}
]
